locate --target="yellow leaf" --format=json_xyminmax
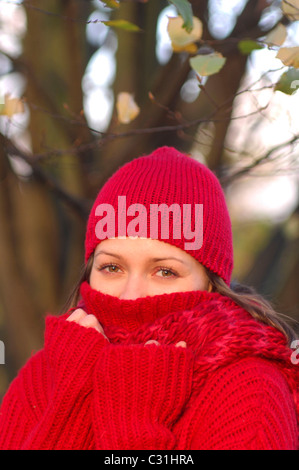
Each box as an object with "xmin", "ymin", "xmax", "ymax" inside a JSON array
[
  {"xmin": 167, "ymin": 16, "xmax": 202, "ymax": 52},
  {"xmin": 276, "ymin": 47, "xmax": 299, "ymax": 68},
  {"xmin": 101, "ymin": 0, "xmax": 120, "ymax": 8},
  {"xmin": 102, "ymin": 19, "xmax": 141, "ymax": 32},
  {"xmin": 172, "ymin": 42, "xmax": 198, "ymax": 53},
  {"xmin": 0, "ymin": 94, "xmax": 24, "ymax": 117},
  {"xmin": 116, "ymin": 92, "xmax": 140, "ymax": 124},
  {"xmin": 282, "ymin": 0, "xmax": 299, "ymax": 21},
  {"xmin": 264, "ymin": 23, "xmax": 287, "ymax": 47}
]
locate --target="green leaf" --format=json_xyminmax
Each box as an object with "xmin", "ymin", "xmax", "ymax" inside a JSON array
[
  {"xmin": 238, "ymin": 39, "xmax": 264, "ymax": 55},
  {"xmin": 102, "ymin": 19, "xmax": 141, "ymax": 32},
  {"xmin": 190, "ymin": 52, "xmax": 226, "ymax": 77},
  {"xmin": 168, "ymin": 0, "xmax": 193, "ymax": 32},
  {"xmin": 275, "ymin": 69, "xmax": 299, "ymax": 95}
]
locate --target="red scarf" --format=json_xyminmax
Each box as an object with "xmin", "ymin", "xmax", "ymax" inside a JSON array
[{"xmin": 79, "ymin": 281, "xmax": 299, "ymax": 423}]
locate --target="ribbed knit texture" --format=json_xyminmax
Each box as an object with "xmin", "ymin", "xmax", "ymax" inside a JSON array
[
  {"xmin": 84, "ymin": 146, "xmax": 233, "ymax": 285},
  {"xmin": 0, "ymin": 284, "xmax": 298, "ymax": 450}
]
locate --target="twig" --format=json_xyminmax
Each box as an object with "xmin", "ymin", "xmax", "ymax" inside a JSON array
[
  {"xmin": 221, "ymin": 133, "xmax": 299, "ymax": 184},
  {"xmin": 2, "ymin": 134, "xmax": 90, "ymax": 218}
]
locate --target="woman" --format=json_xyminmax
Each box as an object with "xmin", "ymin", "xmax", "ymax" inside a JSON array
[{"xmin": 0, "ymin": 146, "xmax": 298, "ymax": 450}]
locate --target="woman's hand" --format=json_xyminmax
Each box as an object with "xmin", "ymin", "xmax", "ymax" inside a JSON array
[
  {"xmin": 67, "ymin": 308, "xmax": 109, "ymax": 342},
  {"xmin": 67, "ymin": 309, "xmax": 185, "ymax": 348}
]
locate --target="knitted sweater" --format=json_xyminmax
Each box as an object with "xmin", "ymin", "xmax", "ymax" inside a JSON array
[{"xmin": 0, "ymin": 281, "xmax": 298, "ymax": 450}]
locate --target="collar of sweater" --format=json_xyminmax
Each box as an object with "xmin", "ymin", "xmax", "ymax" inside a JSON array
[
  {"xmin": 79, "ymin": 280, "xmax": 218, "ymax": 333},
  {"xmin": 79, "ymin": 281, "xmax": 295, "ymax": 378},
  {"xmin": 79, "ymin": 281, "xmax": 291, "ymax": 361}
]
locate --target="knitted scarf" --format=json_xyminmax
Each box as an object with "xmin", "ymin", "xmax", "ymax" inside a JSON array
[{"xmin": 79, "ymin": 281, "xmax": 299, "ymax": 429}]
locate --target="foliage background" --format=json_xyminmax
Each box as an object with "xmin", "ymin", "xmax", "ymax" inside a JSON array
[{"xmin": 0, "ymin": 0, "xmax": 299, "ymax": 397}]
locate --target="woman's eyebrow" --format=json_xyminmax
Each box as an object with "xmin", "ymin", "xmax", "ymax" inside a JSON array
[
  {"xmin": 95, "ymin": 251, "xmax": 185, "ymax": 264},
  {"xmin": 95, "ymin": 251, "xmax": 121, "ymax": 259},
  {"xmin": 151, "ymin": 257, "xmax": 185, "ymax": 264}
]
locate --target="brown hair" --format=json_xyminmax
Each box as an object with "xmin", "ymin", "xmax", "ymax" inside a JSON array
[
  {"xmin": 206, "ymin": 270, "xmax": 298, "ymax": 345},
  {"xmin": 62, "ymin": 255, "xmax": 297, "ymax": 346},
  {"xmin": 61, "ymin": 254, "xmax": 94, "ymax": 313}
]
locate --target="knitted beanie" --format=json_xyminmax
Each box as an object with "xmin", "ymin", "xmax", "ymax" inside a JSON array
[{"xmin": 85, "ymin": 146, "xmax": 233, "ymax": 285}]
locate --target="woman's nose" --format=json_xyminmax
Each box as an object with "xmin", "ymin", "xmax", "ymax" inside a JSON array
[{"xmin": 118, "ymin": 275, "xmax": 148, "ymax": 300}]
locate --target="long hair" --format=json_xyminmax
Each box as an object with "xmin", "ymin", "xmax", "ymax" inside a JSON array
[
  {"xmin": 62, "ymin": 254, "xmax": 298, "ymax": 345},
  {"xmin": 206, "ymin": 270, "xmax": 298, "ymax": 345},
  {"xmin": 61, "ymin": 254, "xmax": 94, "ymax": 313}
]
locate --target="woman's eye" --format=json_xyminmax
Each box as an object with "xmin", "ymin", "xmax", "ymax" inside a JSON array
[
  {"xmin": 107, "ymin": 265, "xmax": 120, "ymax": 273},
  {"xmin": 98, "ymin": 264, "xmax": 121, "ymax": 274},
  {"xmin": 157, "ymin": 268, "xmax": 177, "ymax": 278}
]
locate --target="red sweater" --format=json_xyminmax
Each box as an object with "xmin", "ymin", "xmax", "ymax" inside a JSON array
[{"xmin": 0, "ymin": 281, "xmax": 298, "ymax": 450}]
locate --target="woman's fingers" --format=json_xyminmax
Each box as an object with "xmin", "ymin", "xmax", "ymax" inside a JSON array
[
  {"xmin": 67, "ymin": 309, "xmax": 108, "ymax": 340},
  {"xmin": 67, "ymin": 308, "xmax": 87, "ymax": 323},
  {"xmin": 144, "ymin": 340, "xmax": 187, "ymax": 348},
  {"xmin": 144, "ymin": 340, "xmax": 160, "ymax": 346},
  {"xmin": 80, "ymin": 314, "xmax": 107, "ymax": 337}
]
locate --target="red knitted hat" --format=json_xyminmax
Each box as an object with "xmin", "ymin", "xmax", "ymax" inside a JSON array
[{"xmin": 85, "ymin": 146, "xmax": 233, "ymax": 285}]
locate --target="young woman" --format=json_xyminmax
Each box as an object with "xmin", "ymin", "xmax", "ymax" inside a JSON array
[{"xmin": 0, "ymin": 146, "xmax": 298, "ymax": 450}]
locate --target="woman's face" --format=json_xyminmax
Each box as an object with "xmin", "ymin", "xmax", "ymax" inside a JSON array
[{"xmin": 89, "ymin": 237, "xmax": 211, "ymax": 299}]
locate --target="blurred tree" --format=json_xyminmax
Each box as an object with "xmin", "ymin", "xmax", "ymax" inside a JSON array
[{"xmin": 0, "ymin": 0, "xmax": 299, "ymax": 394}]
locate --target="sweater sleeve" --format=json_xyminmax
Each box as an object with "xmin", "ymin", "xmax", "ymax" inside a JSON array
[
  {"xmin": 173, "ymin": 357, "xmax": 298, "ymax": 450},
  {"xmin": 0, "ymin": 315, "xmax": 108, "ymax": 450},
  {"xmin": 93, "ymin": 343, "xmax": 195, "ymax": 450}
]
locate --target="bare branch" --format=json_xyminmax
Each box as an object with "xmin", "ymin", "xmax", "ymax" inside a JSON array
[
  {"xmin": 221, "ymin": 133, "xmax": 299, "ymax": 184},
  {"xmin": 1, "ymin": 134, "xmax": 90, "ymax": 218}
]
